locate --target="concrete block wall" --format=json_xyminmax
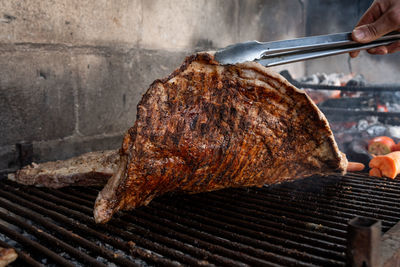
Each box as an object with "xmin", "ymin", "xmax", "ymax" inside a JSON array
[{"xmin": 0, "ymin": 0, "xmax": 306, "ymax": 170}]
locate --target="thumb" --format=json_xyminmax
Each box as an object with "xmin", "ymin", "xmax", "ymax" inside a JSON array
[
  {"xmin": 352, "ymin": 11, "xmax": 399, "ymax": 43},
  {"xmin": 352, "ymin": 25, "xmax": 379, "ymax": 43}
]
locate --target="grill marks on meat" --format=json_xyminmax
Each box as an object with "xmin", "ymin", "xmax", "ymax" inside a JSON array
[
  {"xmin": 94, "ymin": 52, "xmax": 347, "ymax": 223},
  {"xmin": 9, "ymin": 150, "xmax": 118, "ymax": 188}
]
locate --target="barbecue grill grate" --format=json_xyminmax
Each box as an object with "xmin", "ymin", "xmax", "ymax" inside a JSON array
[{"xmin": 1, "ymin": 172, "xmax": 400, "ymax": 266}]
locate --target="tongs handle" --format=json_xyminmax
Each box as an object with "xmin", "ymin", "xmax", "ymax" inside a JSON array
[
  {"xmin": 258, "ymin": 31, "xmax": 400, "ymax": 55},
  {"xmin": 257, "ymin": 39, "xmax": 398, "ymax": 67}
]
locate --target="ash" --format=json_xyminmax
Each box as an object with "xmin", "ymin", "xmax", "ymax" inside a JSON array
[
  {"xmin": 0, "ymin": 232, "xmax": 17, "ymax": 247},
  {"xmin": 95, "ymin": 240, "xmax": 150, "ymax": 266},
  {"xmin": 299, "ymin": 72, "xmax": 355, "ymax": 86}
]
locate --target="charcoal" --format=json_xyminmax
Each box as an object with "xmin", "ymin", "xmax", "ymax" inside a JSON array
[{"xmin": 345, "ymin": 139, "xmax": 373, "ymax": 168}]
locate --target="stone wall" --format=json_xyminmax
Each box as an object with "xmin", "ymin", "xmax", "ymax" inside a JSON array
[{"xmin": 0, "ymin": 0, "xmax": 306, "ymax": 171}]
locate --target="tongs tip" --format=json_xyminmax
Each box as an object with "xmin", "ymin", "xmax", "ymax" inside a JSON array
[{"xmin": 214, "ymin": 40, "xmax": 265, "ymax": 65}]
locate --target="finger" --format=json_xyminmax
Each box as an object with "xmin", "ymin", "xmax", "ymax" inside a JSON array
[
  {"xmin": 365, "ymin": 41, "xmax": 400, "ymax": 55},
  {"xmin": 353, "ymin": 8, "xmax": 400, "ymax": 43},
  {"xmin": 385, "ymin": 40, "xmax": 400, "ymax": 53},
  {"xmin": 367, "ymin": 45, "xmax": 388, "ymax": 54},
  {"xmin": 355, "ymin": 0, "xmax": 386, "ymax": 27},
  {"xmin": 349, "ymin": 51, "xmax": 360, "ymax": 58}
]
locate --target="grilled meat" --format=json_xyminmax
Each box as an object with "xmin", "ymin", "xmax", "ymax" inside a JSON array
[
  {"xmin": 0, "ymin": 247, "xmax": 17, "ymax": 267},
  {"xmin": 94, "ymin": 52, "xmax": 347, "ymax": 223},
  {"xmin": 9, "ymin": 150, "xmax": 118, "ymax": 188}
]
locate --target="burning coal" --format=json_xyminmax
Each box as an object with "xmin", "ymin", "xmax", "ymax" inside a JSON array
[{"xmin": 289, "ymin": 71, "xmax": 400, "ymax": 168}]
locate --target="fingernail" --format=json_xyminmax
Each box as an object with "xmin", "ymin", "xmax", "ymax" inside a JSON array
[
  {"xmin": 378, "ymin": 48, "xmax": 387, "ymax": 54},
  {"xmin": 369, "ymin": 48, "xmax": 377, "ymax": 53},
  {"xmin": 353, "ymin": 28, "xmax": 366, "ymax": 41}
]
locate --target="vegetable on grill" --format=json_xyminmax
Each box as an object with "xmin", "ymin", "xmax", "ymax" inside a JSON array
[
  {"xmin": 347, "ymin": 162, "xmax": 365, "ymax": 172},
  {"xmin": 369, "ymin": 151, "xmax": 400, "ymax": 179},
  {"xmin": 368, "ymin": 136, "xmax": 395, "ymax": 155}
]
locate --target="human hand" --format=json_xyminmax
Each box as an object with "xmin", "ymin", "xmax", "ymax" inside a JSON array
[{"xmin": 350, "ymin": 0, "xmax": 400, "ymax": 58}]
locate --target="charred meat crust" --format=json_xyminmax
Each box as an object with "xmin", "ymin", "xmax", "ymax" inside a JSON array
[{"xmin": 94, "ymin": 52, "xmax": 347, "ymax": 223}]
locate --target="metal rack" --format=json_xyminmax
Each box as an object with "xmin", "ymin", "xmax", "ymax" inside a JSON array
[{"xmin": 1, "ymin": 173, "xmax": 400, "ymax": 266}]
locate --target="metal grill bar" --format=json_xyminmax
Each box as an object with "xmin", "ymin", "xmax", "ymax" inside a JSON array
[
  {"xmin": 180, "ymin": 193, "xmax": 346, "ymax": 235},
  {"xmin": 196, "ymin": 190, "xmax": 347, "ymax": 227},
  {"xmin": 0, "ymin": 238, "xmax": 42, "ymax": 267},
  {"xmin": 274, "ymin": 174, "xmax": 400, "ymax": 203},
  {"xmin": 277, "ymin": 183, "xmax": 400, "ymax": 209},
  {"xmin": 228, "ymin": 187, "xmax": 399, "ymax": 228},
  {"xmin": 342, "ymin": 178, "xmax": 400, "ymax": 193},
  {"xmin": 275, "ymin": 183, "xmax": 400, "ymax": 206},
  {"xmin": 41, "ymin": 185, "xmax": 282, "ymax": 266},
  {"xmin": 134, "ymin": 204, "xmax": 309, "ymax": 266},
  {"xmin": 0, "ymin": 184, "xmax": 193, "ymax": 266},
  {"xmin": 346, "ymin": 172, "xmax": 400, "ymax": 183},
  {"xmin": 67, "ymin": 187, "xmax": 341, "ymax": 265},
  {"xmin": 0, "ymin": 207, "xmax": 108, "ymax": 267},
  {"xmin": 268, "ymin": 176, "xmax": 400, "ymax": 228},
  {"xmin": 0, "ymin": 188, "xmax": 141, "ymax": 266},
  {"xmin": 60, "ymin": 188, "xmax": 327, "ymax": 266},
  {"xmin": 150, "ymin": 200, "xmax": 343, "ymax": 248},
  {"xmin": 118, "ymin": 214, "xmax": 272, "ymax": 266},
  {"xmin": 0, "ymin": 219, "xmax": 75, "ymax": 267},
  {"xmin": 67, "ymin": 187, "xmax": 346, "ymax": 249},
  {"xmin": 71, "ymin": 189, "xmax": 348, "ymax": 266},
  {"xmin": 22, "ymin": 187, "xmax": 243, "ymax": 267},
  {"xmin": 265, "ymin": 186, "xmax": 400, "ymax": 219},
  {"xmin": 133, "ymin": 205, "xmax": 340, "ymax": 266},
  {"xmin": 0, "ymin": 196, "xmax": 135, "ymax": 267},
  {"xmin": 266, "ymin": 184, "xmax": 400, "ymax": 214},
  {"xmin": 168, "ymin": 196, "xmax": 346, "ymax": 266},
  {"xmin": 314, "ymin": 181, "xmax": 400, "ymax": 200},
  {"xmin": 208, "ymin": 191, "xmax": 348, "ymax": 245},
  {"xmin": 1, "ymin": 172, "xmax": 400, "ymax": 266}
]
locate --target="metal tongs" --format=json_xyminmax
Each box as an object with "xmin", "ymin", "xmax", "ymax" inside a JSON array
[{"xmin": 214, "ymin": 31, "xmax": 400, "ymax": 67}]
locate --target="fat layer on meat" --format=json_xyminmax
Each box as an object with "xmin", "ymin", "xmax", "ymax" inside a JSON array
[
  {"xmin": 9, "ymin": 150, "xmax": 118, "ymax": 188},
  {"xmin": 94, "ymin": 52, "xmax": 348, "ymax": 223}
]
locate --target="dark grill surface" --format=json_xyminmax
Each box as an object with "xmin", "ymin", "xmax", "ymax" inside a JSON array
[{"xmin": 1, "ymin": 172, "xmax": 400, "ymax": 266}]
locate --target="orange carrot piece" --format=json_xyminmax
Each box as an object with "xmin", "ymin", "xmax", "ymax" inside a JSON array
[
  {"xmin": 369, "ymin": 168, "xmax": 382, "ymax": 178},
  {"xmin": 369, "ymin": 151, "xmax": 400, "ymax": 179},
  {"xmin": 347, "ymin": 162, "xmax": 365, "ymax": 172}
]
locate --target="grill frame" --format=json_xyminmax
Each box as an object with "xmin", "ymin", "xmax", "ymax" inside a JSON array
[
  {"xmin": 279, "ymin": 70, "xmax": 400, "ymax": 126},
  {"xmin": 1, "ymin": 172, "xmax": 400, "ymax": 266}
]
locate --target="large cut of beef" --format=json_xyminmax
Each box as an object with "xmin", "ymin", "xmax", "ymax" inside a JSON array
[{"xmin": 94, "ymin": 52, "xmax": 348, "ymax": 223}]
